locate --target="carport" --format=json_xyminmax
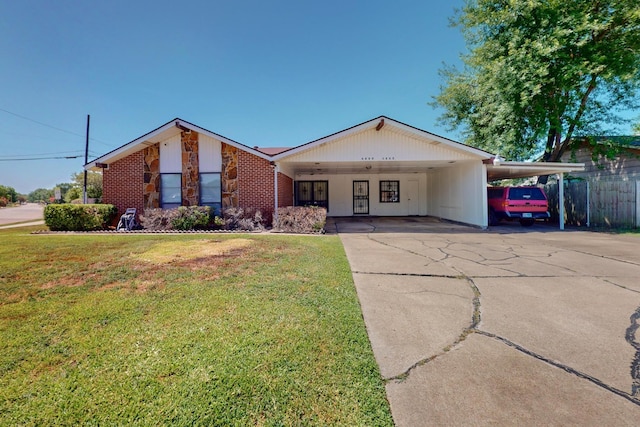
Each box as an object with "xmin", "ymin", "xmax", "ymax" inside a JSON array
[
  {"xmin": 486, "ymin": 159, "xmax": 585, "ymax": 229},
  {"xmin": 271, "ymin": 116, "xmax": 584, "ymax": 230}
]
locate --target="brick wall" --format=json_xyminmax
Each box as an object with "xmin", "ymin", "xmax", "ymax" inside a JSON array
[
  {"xmin": 102, "ymin": 141, "xmax": 282, "ymax": 225},
  {"xmin": 102, "ymin": 151, "xmax": 144, "ymax": 223},
  {"xmin": 278, "ymin": 172, "xmax": 293, "ymax": 207},
  {"xmin": 238, "ymin": 150, "xmax": 275, "ymax": 222}
]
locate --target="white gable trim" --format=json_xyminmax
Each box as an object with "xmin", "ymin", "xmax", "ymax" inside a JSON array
[
  {"xmin": 85, "ymin": 118, "xmax": 270, "ymax": 170},
  {"xmin": 272, "ymin": 116, "xmax": 492, "ymax": 161}
]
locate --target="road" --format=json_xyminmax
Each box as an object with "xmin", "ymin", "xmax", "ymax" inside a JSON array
[{"xmin": 0, "ymin": 203, "xmax": 44, "ymax": 226}]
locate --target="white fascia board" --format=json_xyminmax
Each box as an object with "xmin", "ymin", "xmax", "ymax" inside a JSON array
[
  {"xmin": 272, "ymin": 118, "xmax": 380, "ymax": 161},
  {"xmin": 390, "ymin": 120, "xmax": 493, "ymax": 159},
  {"xmin": 85, "ymin": 120, "xmax": 177, "ymax": 168},
  {"xmin": 272, "ymin": 115, "xmax": 493, "ymax": 162},
  {"xmin": 498, "ymin": 161, "xmax": 586, "ymax": 172},
  {"xmin": 175, "ymin": 119, "xmax": 272, "ymax": 161},
  {"xmin": 84, "ymin": 118, "xmax": 272, "ymax": 170}
]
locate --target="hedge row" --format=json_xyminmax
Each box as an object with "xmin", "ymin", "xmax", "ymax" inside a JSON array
[
  {"xmin": 44, "ymin": 205, "xmax": 326, "ymax": 233},
  {"xmin": 140, "ymin": 206, "xmax": 223, "ymax": 231},
  {"xmin": 44, "ymin": 204, "xmax": 117, "ymax": 231}
]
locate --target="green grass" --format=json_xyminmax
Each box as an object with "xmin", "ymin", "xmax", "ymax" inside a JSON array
[{"xmin": 0, "ymin": 227, "xmax": 393, "ymax": 426}]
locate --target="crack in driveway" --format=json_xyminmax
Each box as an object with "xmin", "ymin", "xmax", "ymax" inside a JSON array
[
  {"xmin": 355, "ymin": 231, "xmax": 640, "ymax": 407},
  {"xmin": 626, "ymin": 306, "xmax": 640, "ymax": 398}
]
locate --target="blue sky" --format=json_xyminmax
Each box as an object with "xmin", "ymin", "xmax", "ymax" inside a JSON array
[{"xmin": 0, "ymin": 0, "xmax": 469, "ymax": 193}]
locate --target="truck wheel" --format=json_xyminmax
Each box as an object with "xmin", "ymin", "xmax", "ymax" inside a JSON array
[{"xmin": 519, "ymin": 218, "xmax": 535, "ymax": 227}]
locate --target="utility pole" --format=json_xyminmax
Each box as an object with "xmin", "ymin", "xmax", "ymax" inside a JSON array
[{"xmin": 83, "ymin": 115, "xmax": 90, "ymax": 204}]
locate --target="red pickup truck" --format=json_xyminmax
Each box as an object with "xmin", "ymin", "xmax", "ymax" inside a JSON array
[{"xmin": 487, "ymin": 186, "xmax": 550, "ymax": 226}]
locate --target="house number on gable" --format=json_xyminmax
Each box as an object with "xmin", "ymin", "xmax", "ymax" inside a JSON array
[
  {"xmin": 360, "ymin": 156, "xmax": 395, "ymax": 160},
  {"xmin": 382, "ymin": 156, "xmax": 395, "ymax": 160}
]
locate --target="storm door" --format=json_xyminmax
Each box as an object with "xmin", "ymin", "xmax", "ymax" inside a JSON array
[{"xmin": 353, "ymin": 180, "xmax": 369, "ymax": 214}]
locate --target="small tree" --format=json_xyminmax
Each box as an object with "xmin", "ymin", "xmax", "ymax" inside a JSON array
[
  {"xmin": 71, "ymin": 171, "xmax": 103, "ymax": 200},
  {"xmin": 0, "ymin": 185, "xmax": 17, "ymax": 203}
]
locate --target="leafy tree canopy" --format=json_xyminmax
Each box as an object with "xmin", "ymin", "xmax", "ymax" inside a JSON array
[
  {"xmin": 434, "ymin": 0, "xmax": 640, "ymax": 162},
  {"xmin": 0, "ymin": 185, "xmax": 18, "ymax": 203},
  {"xmin": 28, "ymin": 188, "xmax": 53, "ymax": 203},
  {"xmin": 71, "ymin": 171, "xmax": 103, "ymax": 200}
]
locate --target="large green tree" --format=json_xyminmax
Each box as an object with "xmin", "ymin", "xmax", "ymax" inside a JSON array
[{"xmin": 434, "ymin": 0, "xmax": 640, "ymax": 162}]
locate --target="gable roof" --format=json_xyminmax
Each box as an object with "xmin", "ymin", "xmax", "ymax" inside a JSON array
[
  {"xmin": 273, "ymin": 115, "xmax": 493, "ymax": 161},
  {"xmin": 85, "ymin": 118, "xmax": 271, "ymax": 169}
]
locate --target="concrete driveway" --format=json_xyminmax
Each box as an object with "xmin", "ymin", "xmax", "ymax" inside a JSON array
[{"xmin": 331, "ymin": 217, "xmax": 640, "ymax": 426}]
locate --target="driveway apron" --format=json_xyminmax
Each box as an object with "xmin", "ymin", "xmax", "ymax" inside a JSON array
[{"xmin": 335, "ymin": 217, "xmax": 640, "ymax": 426}]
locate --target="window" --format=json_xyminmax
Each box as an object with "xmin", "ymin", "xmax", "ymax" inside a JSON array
[
  {"xmin": 161, "ymin": 173, "xmax": 182, "ymax": 208},
  {"xmin": 200, "ymin": 173, "xmax": 222, "ymax": 215},
  {"xmin": 295, "ymin": 181, "xmax": 328, "ymax": 210},
  {"xmin": 380, "ymin": 180, "xmax": 399, "ymax": 203}
]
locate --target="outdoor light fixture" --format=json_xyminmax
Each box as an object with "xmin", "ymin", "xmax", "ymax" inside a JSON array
[{"xmin": 175, "ymin": 121, "xmax": 191, "ymax": 134}]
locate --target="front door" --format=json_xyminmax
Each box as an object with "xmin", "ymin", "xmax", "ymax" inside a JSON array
[{"xmin": 353, "ymin": 180, "xmax": 369, "ymax": 214}]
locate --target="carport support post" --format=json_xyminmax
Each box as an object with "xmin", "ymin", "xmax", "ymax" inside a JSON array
[
  {"xmin": 558, "ymin": 172, "xmax": 565, "ymax": 230},
  {"xmin": 273, "ymin": 162, "xmax": 278, "ymax": 223}
]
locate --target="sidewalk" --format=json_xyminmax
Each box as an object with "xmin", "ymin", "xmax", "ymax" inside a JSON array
[{"xmin": 0, "ymin": 220, "xmax": 45, "ymax": 229}]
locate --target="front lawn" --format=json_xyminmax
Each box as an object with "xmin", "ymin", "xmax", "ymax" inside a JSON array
[{"xmin": 0, "ymin": 228, "xmax": 392, "ymax": 426}]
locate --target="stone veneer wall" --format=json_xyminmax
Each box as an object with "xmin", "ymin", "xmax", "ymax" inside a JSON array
[
  {"xmin": 143, "ymin": 143, "xmax": 160, "ymax": 209},
  {"xmin": 221, "ymin": 143, "xmax": 239, "ymax": 209},
  {"xmin": 181, "ymin": 131, "xmax": 199, "ymax": 206}
]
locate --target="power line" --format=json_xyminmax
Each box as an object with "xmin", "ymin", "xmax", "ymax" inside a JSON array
[
  {"xmin": 0, "ymin": 150, "xmax": 85, "ymax": 158},
  {"xmin": 0, "ymin": 155, "xmax": 83, "ymax": 161},
  {"xmin": 0, "ymin": 107, "xmax": 116, "ymax": 148}
]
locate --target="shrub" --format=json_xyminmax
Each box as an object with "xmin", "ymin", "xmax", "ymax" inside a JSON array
[
  {"xmin": 140, "ymin": 207, "xmax": 223, "ymax": 231},
  {"xmin": 171, "ymin": 206, "xmax": 213, "ymax": 230},
  {"xmin": 273, "ymin": 206, "xmax": 327, "ymax": 233},
  {"xmin": 0, "ymin": 197, "xmax": 7, "ymax": 208},
  {"xmin": 223, "ymin": 207, "xmax": 266, "ymax": 231},
  {"xmin": 44, "ymin": 204, "xmax": 117, "ymax": 231}
]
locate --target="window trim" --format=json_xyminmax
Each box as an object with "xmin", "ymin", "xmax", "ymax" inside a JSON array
[
  {"xmin": 199, "ymin": 172, "xmax": 222, "ymax": 215},
  {"xmin": 379, "ymin": 180, "xmax": 400, "ymax": 203},
  {"xmin": 295, "ymin": 180, "xmax": 329, "ymax": 211},
  {"xmin": 160, "ymin": 173, "xmax": 182, "ymax": 209}
]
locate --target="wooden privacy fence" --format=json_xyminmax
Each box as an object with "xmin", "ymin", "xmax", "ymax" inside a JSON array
[{"xmin": 544, "ymin": 180, "xmax": 640, "ymax": 228}]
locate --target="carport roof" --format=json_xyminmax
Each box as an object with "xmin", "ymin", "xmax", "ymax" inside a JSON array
[{"xmin": 487, "ymin": 160, "xmax": 585, "ymax": 181}]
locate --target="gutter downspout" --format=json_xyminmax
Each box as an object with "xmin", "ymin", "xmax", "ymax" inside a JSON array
[{"xmin": 273, "ymin": 162, "xmax": 278, "ymax": 223}]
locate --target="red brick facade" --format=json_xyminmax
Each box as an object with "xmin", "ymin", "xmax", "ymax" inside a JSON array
[
  {"xmin": 278, "ymin": 172, "xmax": 293, "ymax": 207},
  {"xmin": 102, "ymin": 151, "xmax": 144, "ymax": 223},
  {"xmin": 238, "ymin": 150, "xmax": 276, "ymax": 222},
  {"xmin": 102, "ymin": 140, "xmax": 294, "ymax": 225}
]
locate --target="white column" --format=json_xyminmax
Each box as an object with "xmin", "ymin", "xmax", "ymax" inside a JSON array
[
  {"xmin": 273, "ymin": 163, "xmax": 279, "ymax": 222},
  {"xmin": 558, "ymin": 173, "xmax": 565, "ymax": 230}
]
